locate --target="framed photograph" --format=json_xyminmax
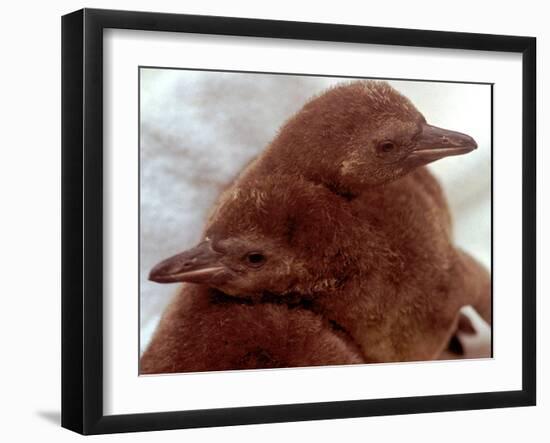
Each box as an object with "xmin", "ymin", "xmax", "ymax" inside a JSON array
[{"xmin": 62, "ymin": 8, "xmax": 536, "ymax": 434}]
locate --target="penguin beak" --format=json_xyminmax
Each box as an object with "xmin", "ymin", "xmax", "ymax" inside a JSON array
[
  {"xmin": 149, "ymin": 240, "xmax": 228, "ymax": 284},
  {"xmin": 410, "ymin": 124, "xmax": 477, "ymax": 164}
]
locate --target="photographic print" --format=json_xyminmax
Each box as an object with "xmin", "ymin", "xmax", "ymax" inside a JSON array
[
  {"xmin": 62, "ymin": 9, "xmax": 535, "ymax": 433},
  {"xmin": 138, "ymin": 69, "xmax": 492, "ymax": 375}
]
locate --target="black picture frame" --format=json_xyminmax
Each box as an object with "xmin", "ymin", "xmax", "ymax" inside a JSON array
[{"xmin": 61, "ymin": 8, "xmax": 536, "ymax": 435}]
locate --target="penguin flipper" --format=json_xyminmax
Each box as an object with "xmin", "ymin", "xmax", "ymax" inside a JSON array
[{"xmin": 452, "ymin": 248, "xmax": 492, "ymax": 325}]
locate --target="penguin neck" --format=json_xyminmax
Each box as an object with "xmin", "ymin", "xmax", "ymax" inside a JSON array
[{"xmin": 259, "ymin": 139, "xmax": 361, "ymax": 200}]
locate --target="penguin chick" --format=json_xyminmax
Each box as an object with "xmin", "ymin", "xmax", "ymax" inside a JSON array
[
  {"xmin": 239, "ymin": 80, "xmax": 477, "ymax": 197},
  {"xmin": 145, "ymin": 81, "xmax": 488, "ymax": 368},
  {"xmin": 140, "ymin": 284, "xmax": 363, "ymax": 374},
  {"xmin": 150, "ymin": 176, "xmax": 366, "ymax": 298},
  {"xmin": 150, "ymin": 174, "xmax": 489, "ymax": 363},
  {"xmin": 246, "ymin": 79, "xmax": 489, "ymax": 349}
]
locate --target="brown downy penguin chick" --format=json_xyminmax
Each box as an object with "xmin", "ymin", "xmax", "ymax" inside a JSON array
[
  {"xmin": 140, "ymin": 284, "xmax": 364, "ymax": 373},
  {"xmin": 148, "ymin": 174, "xmax": 487, "ymax": 364},
  {"xmin": 237, "ymin": 80, "xmax": 478, "ymax": 197},
  {"xmin": 240, "ymin": 80, "xmax": 490, "ymax": 329},
  {"xmin": 143, "ymin": 81, "xmax": 490, "ymax": 371}
]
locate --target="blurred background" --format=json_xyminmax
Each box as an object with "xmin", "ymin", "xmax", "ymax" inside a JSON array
[{"xmin": 139, "ymin": 69, "xmax": 491, "ymax": 354}]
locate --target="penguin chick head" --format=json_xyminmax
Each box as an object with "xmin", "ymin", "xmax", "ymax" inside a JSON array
[
  {"xmin": 149, "ymin": 176, "xmax": 370, "ymax": 298},
  {"xmin": 271, "ymin": 81, "xmax": 477, "ymax": 193}
]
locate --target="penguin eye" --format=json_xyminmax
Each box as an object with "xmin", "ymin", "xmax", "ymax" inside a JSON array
[
  {"xmin": 246, "ymin": 252, "xmax": 266, "ymax": 267},
  {"xmin": 377, "ymin": 141, "xmax": 396, "ymax": 153}
]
